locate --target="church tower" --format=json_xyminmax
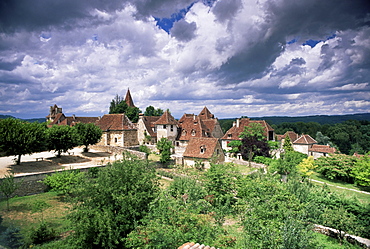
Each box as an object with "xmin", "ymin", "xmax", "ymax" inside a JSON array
[{"xmin": 124, "ymin": 88, "xmax": 135, "ymax": 107}]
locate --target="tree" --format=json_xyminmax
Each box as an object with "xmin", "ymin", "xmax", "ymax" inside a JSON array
[
  {"xmin": 283, "ymin": 135, "xmax": 294, "ymax": 152},
  {"xmin": 351, "ymin": 153, "xmax": 370, "ymax": 186},
  {"xmin": 0, "ymin": 173, "xmax": 22, "ymax": 211},
  {"xmin": 109, "ymin": 94, "xmax": 141, "ymax": 122},
  {"xmin": 67, "ymin": 156, "xmax": 159, "ymax": 248},
  {"xmin": 239, "ymin": 123, "xmax": 269, "ymax": 164},
  {"xmin": 227, "ymin": 140, "xmax": 242, "ymax": 157},
  {"xmin": 46, "ymin": 125, "xmax": 78, "ymax": 157},
  {"xmin": 144, "ymin": 105, "xmax": 164, "ymax": 116},
  {"xmin": 156, "ymin": 137, "xmax": 174, "ymax": 164},
  {"xmin": 0, "ymin": 118, "xmax": 47, "ymax": 165},
  {"xmin": 296, "ymin": 156, "xmax": 316, "ymax": 180},
  {"xmin": 74, "ymin": 123, "xmax": 102, "ymax": 152},
  {"xmin": 272, "ymin": 151, "xmax": 307, "ymax": 182}
]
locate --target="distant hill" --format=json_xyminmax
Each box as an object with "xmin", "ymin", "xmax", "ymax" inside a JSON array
[
  {"xmin": 250, "ymin": 113, "xmax": 370, "ymax": 125},
  {"xmin": 219, "ymin": 113, "xmax": 370, "ymax": 132},
  {"xmin": 0, "ymin": 115, "xmax": 45, "ymax": 123}
]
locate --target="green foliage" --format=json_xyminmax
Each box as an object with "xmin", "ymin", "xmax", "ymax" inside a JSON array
[
  {"xmin": 144, "ymin": 105, "xmax": 164, "ymax": 116},
  {"xmin": 126, "ymin": 192, "xmax": 230, "ymax": 248},
  {"xmin": 74, "ymin": 123, "xmax": 102, "ymax": 152},
  {"xmin": 67, "ymin": 156, "xmax": 159, "ymax": 248},
  {"xmin": 43, "ymin": 170, "xmax": 85, "ymax": 195},
  {"xmin": 32, "ymin": 200, "xmax": 52, "ymax": 222},
  {"xmin": 46, "ymin": 125, "xmax": 79, "ymax": 157},
  {"xmin": 270, "ymin": 151, "xmax": 307, "ymax": 176},
  {"xmin": 227, "ymin": 140, "xmax": 242, "ymax": 156},
  {"xmin": 168, "ymin": 177, "xmax": 207, "ymax": 204},
  {"xmin": 239, "ymin": 122, "xmax": 266, "ymax": 140},
  {"xmin": 0, "ymin": 173, "xmax": 22, "ymax": 211},
  {"xmin": 297, "ymin": 156, "xmax": 316, "ymax": 179},
  {"xmin": 0, "ymin": 118, "xmax": 47, "ymax": 164},
  {"xmin": 253, "ymin": 156, "xmax": 273, "ymax": 165},
  {"xmin": 283, "ymin": 135, "xmax": 294, "ymax": 152},
  {"xmin": 0, "ymin": 226, "xmax": 24, "ymax": 249},
  {"xmin": 156, "ymin": 137, "xmax": 174, "ymax": 164},
  {"xmin": 27, "ymin": 222, "xmax": 57, "ymax": 245},
  {"xmin": 139, "ymin": 144, "xmax": 151, "ymax": 154},
  {"xmin": 315, "ymin": 154, "xmax": 357, "ymax": 183},
  {"xmin": 351, "ymin": 153, "xmax": 370, "ymax": 186},
  {"xmin": 109, "ymin": 94, "xmax": 141, "ymax": 122}
]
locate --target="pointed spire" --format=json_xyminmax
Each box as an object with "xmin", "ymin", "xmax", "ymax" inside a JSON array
[{"xmin": 124, "ymin": 88, "xmax": 135, "ymax": 107}]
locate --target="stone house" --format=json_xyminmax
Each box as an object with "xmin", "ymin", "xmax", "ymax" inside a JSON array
[
  {"xmin": 153, "ymin": 110, "xmax": 179, "ymax": 142},
  {"xmin": 221, "ymin": 118, "xmax": 275, "ymax": 151},
  {"xmin": 175, "ymin": 107, "xmax": 224, "ymax": 154},
  {"xmin": 183, "ymin": 137, "xmax": 225, "ymax": 168},
  {"xmin": 308, "ymin": 144, "xmax": 337, "ymax": 159},
  {"xmin": 46, "ymin": 104, "xmax": 99, "ymax": 127},
  {"xmin": 137, "ymin": 115, "xmax": 160, "ymax": 145},
  {"xmin": 292, "ymin": 134, "xmax": 318, "ymax": 155},
  {"xmin": 95, "ymin": 114, "xmax": 138, "ymax": 147}
]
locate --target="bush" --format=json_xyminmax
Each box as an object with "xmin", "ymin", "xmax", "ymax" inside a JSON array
[
  {"xmin": 253, "ymin": 156, "xmax": 273, "ymax": 165},
  {"xmin": 139, "ymin": 145, "xmax": 151, "ymax": 154},
  {"xmin": 315, "ymin": 154, "xmax": 357, "ymax": 183},
  {"xmin": 43, "ymin": 170, "xmax": 85, "ymax": 195},
  {"xmin": 27, "ymin": 222, "xmax": 57, "ymax": 245},
  {"xmin": 0, "ymin": 226, "xmax": 24, "ymax": 249}
]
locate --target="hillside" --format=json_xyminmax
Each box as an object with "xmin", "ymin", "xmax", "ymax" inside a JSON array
[{"xmin": 0, "ymin": 115, "xmax": 46, "ymax": 123}]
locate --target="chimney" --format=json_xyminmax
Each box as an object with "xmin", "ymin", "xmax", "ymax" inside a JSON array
[
  {"xmin": 236, "ymin": 118, "xmax": 240, "ymax": 127},
  {"xmin": 72, "ymin": 114, "xmax": 76, "ymax": 120}
]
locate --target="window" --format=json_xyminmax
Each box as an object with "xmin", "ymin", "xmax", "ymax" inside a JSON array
[
  {"xmin": 170, "ymin": 125, "xmax": 173, "ymax": 132},
  {"xmin": 163, "ymin": 125, "xmax": 167, "ymax": 129},
  {"xmin": 191, "ymin": 130, "xmax": 196, "ymax": 136},
  {"xmin": 228, "ymin": 134, "xmax": 232, "ymax": 138},
  {"xmin": 114, "ymin": 137, "xmax": 118, "ymax": 143},
  {"xmin": 200, "ymin": 146, "xmax": 206, "ymax": 154},
  {"xmin": 182, "ymin": 130, "xmax": 187, "ymax": 136}
]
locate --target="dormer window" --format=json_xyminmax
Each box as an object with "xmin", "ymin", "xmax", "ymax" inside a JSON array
[
  {"xmin": 228, "ymin": 134, "xmax": 232, "ymax": 138},
  {"xmin": 182, "ymin": 130, "xmax": 187, "ymax": 136},
  {"xmin": 191, "ymin": 130, "xmax": 196, "ymax": 136},
  {"xmin": 200, "ymin": 145, "xmax": 206, "ymax": 154}
]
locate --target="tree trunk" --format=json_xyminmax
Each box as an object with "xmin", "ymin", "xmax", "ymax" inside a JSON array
[{"xmin": 16, "ymin": 154, "xmax": 21, "ymax": 165}]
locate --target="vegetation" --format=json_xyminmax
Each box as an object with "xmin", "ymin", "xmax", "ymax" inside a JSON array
[
  {"xmin": 0, "ymin": 118, "xmax": 47, "ymax": 164},
  {"xmin": 143, "ymin": 105, "xmax": 164, "ymax": 116},
  {"xmin": 0, "ymin": 173, "xmax": 22, "ymax": 211},
  {"xmin": 156, "ymin": 137, "xmax": 174, "ymax": 164},
  {"xmin": 46, "ymin": 125, "xmax": 79, "ymax": 157},
  {"xmin": 109, "ymin": 94, "xmax": 141, "ymax": 122},
  {"xmin": 74, "ymin": 123, "xmax": 102, "ymax": 152}
]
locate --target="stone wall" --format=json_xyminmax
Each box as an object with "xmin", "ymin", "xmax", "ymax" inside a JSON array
[{"xmin": 90, "ymin": 145, "xmax": 147, "ymax": 160}]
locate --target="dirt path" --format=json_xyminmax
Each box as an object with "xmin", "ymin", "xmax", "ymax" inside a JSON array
[{"xmin": 0, "ymin": 147, "xmax": 120, "ymax": 177}]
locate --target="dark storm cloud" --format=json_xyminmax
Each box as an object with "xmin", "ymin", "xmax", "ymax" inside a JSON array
[
  {"xmin": 212, "ymin": 0, "xmax": 242, "ymax": 23},
  {"xmin": 0, "ymin": 56, "xmax": 24, "ymax": 71},
  {"xmin": 171, "ymin": 20, "xmax": 197, "ymax": 41},
  {"xmin": 213, "ymin": 0, "xmax": 370, "ymax": 85}
]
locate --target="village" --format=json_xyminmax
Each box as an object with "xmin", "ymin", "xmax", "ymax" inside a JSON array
[{"xmin": 46, "ymin": 89, "xmax": 337, "ymax": 168}]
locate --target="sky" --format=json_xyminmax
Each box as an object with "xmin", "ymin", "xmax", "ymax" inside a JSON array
[{"xmin": 0, "ymin": 0, "xmax": 370, "ymax": 119}]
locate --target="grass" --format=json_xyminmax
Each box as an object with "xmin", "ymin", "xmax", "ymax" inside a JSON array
[
  {"xmin": 0, "ymin": 191, "xmax": 71, "ymax": 241},
  {"xmin": 310, "ymin": 173, "xmax": 370, "ymax": 205}
]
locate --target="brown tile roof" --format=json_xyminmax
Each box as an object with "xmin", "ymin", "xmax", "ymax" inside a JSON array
[
  {"xmin": 293, "ymin": 134, "xmax": 317, "ymax": 144},
  {"xmin": 198, "ymin": 106, "xmax": 214, "ymax": 120},
  {"xmin": 183, "ymin": 137, "xmax": 220, "ymax": 159},
  {"xmin": 48, "ymin": 113, "xmax": 99, "ymax": 127},
  {"xmin": 96, "ymin": 114, "xmax": 136, "ymax": 131},
  {"xmin": 153, "ymin": 110, "xmax": 178, "ymax": 125},
  {"xmin": 124, "ymin": 88, "xmax": 135, "ymax": 107},
  {"xmin": 177, "ymin": 114, "xmax": 212, "ymax": 140},
  {"xmin": 284, "ymin": 131, "xmax": 299, "ymax": 142},
  {"xmin": 221, "ymin": 118, "xmax": 273, "ymax": 140},
  {"xmin": 178, "ymin": 242, "xmax": 219, "ymax": 249},
  {"xmin": 308, "ymin": 144, "xmax": 336, "ymax": 153},
  {"xmin": 141, "ymin": 116, "xmax": 160, "ymax": 137}
]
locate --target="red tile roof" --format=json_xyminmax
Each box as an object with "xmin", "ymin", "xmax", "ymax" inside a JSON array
[
  {"xmin": 284, "ymin": 131, "xmax": 299, "ymax": 142},
  {"xmin": 183, "ymin": 137, "xmax": 220, "ymax": 159},
  {"xmin": 153, "ymin": 110, "xmax": 178, "ymax": 125},
  {"xmin": 177, "ymin": 114, "xmax": 212, "ymax": 140},
  {"xmin": 221, "ymin": 118, "xmax": 273, "ymax": 140},
  {"xmin": 198, "ymin": 106, "xmax": 214, "ymax": 120},
  {"xmin": 96, "ymin": 114, "xmax": 136, "ymax": 131},
  {"xmin": 308, "ymin": 144, "xmax": 336, "ymax": 153},
  {"xmin": 293, "ymin": 134, "xmax": 317, "ymax": 144},
  {"xmin": 48, "ymin": 113, "xmax": 99, "ymax": 127}
]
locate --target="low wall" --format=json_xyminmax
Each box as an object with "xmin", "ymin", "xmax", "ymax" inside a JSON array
[{"xmin": 91, "ymin": 145, "xmax": 148, "ymax": 160}]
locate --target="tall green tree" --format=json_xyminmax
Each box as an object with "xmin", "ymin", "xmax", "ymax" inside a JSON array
[
  {"xmin": 156, "ymin": 137, "xmax": 174, "ymax": 164},
  {"xmin": 109, "ymin": 94, "xmax": 141, "ymax": 122},
  {"xmin": 46, "ymin": 125, "xmax": 78, "ymax": 157},
  {"xmin": 351, "ymin": 153, "xmax": 370, "ymax": 186},
  {"xmin": 283, "ymin": 135, "xmax": 294, "ymax": 152},
  {"xmin": 144, "ymin": 105, "xmax": 164, "ymax": 116},
  {"xmin": 67, "ymin": 156, "xmax": 159, "ymax": 248},
  {"xmin": 0, "ymin": 118, "xmax": 47, "ymax": 164},
  {"xmin": 74, "ymin": 123, "xmax": 102, "ymax": 152},
  {"xmin": 239, "ymin": 123, "xmax": 269, "ymax": 162}
]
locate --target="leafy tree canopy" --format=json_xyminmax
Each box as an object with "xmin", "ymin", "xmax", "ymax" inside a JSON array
[
  {"xmin": 144, "ymin": 105, "xmax": 164, "ymax": 116},
  {"xmin": 239, "ymin": 122, "xmax": 266, "ymax": 140},
  {"xmin": 74, "ymin": 123, "xmax": 102, "ymax": 152},
  {"xmin": 46, "ymin": 125, "xmax": 78, "ymax": 157},
  {"xmin": 0, "ymin": 118, "xmax": 47, "ymax": 164},
  {"xmin": 156, "ymin": 137, "xmax": 174, "ymax": 164}
]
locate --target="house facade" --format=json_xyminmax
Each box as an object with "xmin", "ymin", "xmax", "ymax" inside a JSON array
[
  {"xmin": 153, "ymin": 110, "xmax": 179, "ymax": 142},
  {"xmin": 183, "ymin": 137, "xmax": 225, "ymax": 168},
  {"xmin": 95, "ymin": 114, "xmax": 138, "ymax": 147},
  {"xmin": 137, "ymin": 115, "xmax": 160, "ymax": 145},
  {"xmin": 46, "ymin": 104, "xmax": 99, "ymax": 127}
]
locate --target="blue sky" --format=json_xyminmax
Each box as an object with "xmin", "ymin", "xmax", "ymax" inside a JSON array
[{"xmin": 0, "ymin": 0, "xmax": 369, "ymax": 119}]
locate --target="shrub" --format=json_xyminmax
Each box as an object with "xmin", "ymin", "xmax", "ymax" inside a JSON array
[
  {"xmin": 139, "ymin": 145, "xmax": 151, "ymax": 154},
  {"xmin": 43, "ymin": 170, "xmax": 85, "ymax": 195},
  {"xmin": 27, "ymin": 222, "xmax": 57, "ymax": 245},
  {"xmin": 0, "ymin": 226, "xmax": 24, "ymax": 249},
  {"xmin": 315, "ymin": 154, "xmax": 357, "ymax": 183}
]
